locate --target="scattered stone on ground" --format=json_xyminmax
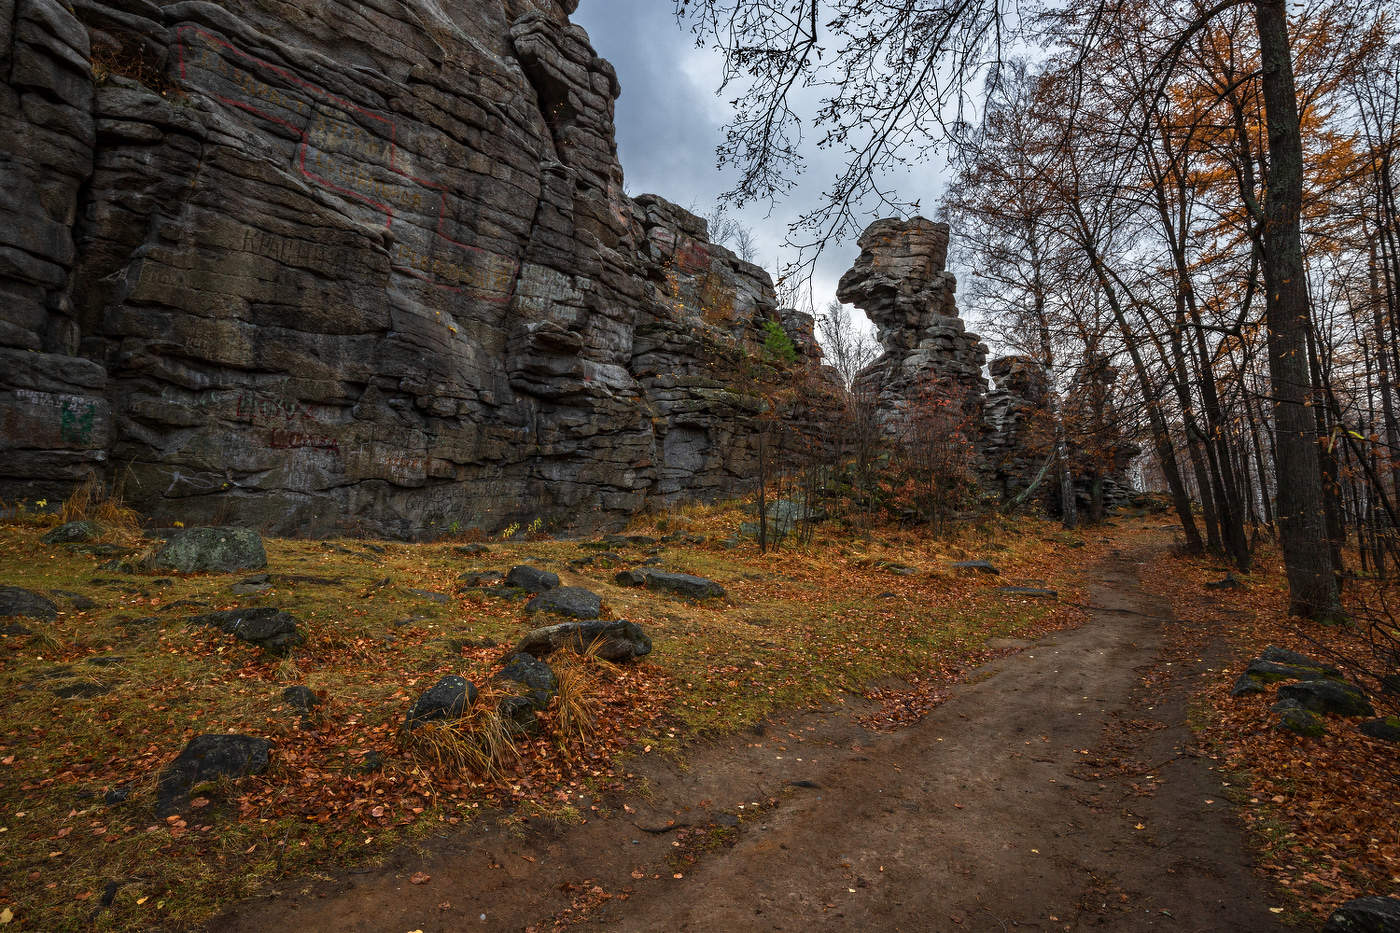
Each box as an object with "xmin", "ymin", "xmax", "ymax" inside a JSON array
[
  {"xmin": 156, "ymin": 734, "xmax": 272, "ymax": 815},
  {"xmin": 1359, "ymin": 717, "xmax": 1400, "ymax": 743},
  {"xmin": 952, "ymin": 560, "xmax": 999, "ymax": 575},
  {"xmin": 525, "ymin": 585, "xmax": 602, "ymax": 619},
  {"xmin": 1205, "ymin": 574, "xmax": 1246, "ymax": 591},
  {"xmin": 50, "ymin": 589, "xmax": 96, "ymax": 610},
  {"xmin": 0, "ymin": 623, "xmax": 33, "ymax": 636},
  {"xmin": 516, "ymin": 619, "xmax": 652, "ymax": 662},
  {"xmin": 282, "ymin": 686, "xmax": 320, "ymax": 713},
  {"xmin": 601, "ymin": 535, "xmax": 657, "ymax": 548},
  {"xmin": 0, "ymin": 585, "xmax": 58, "ymax": 620},
  {"xmin": 505, "ymin": 565, "xmax": 560, "ymax": 594},
  {"xmin": 189, "ymin": 608, "xmax": 303, "ymax": 651},
  {"xmin": 454, "ymin": 544, "xmax": 490, "ymax": 556},
  {"xmin": 882, "ymin": 563, "xmax": 918, "ymax": 576},
  {"xmin": 457, "ymin": 570, "xmax": 503, "ymax": 588},
  {"xmin": 1322, "ymin": 895, "xmax": 1400, "ymax": 932},
  {"xmin": 405, "ymin": 675, "xmax": 477, "ymax": 728},
  {"xmin": 570, "ymin": 551, "xmax": 625, "ymax": 570},
  {"xmin": 358, "ymin": 751, "xmax": 386, "ymax": 774},
  {"xmin": 52, "ymin": 681, "xmax": 111, "ymax": 699},
  {"xmin": 152, "ymin": 527, "xmax": 267, "ymax": 574},
  {"xmin": 995, "ymin": 586, "xmax": 1058, "ymax": 598},
  {"xmin": 614, "ymin": 568, "xmax": 725, "ymax": 599},
  {"xmin": 407, "ymin": 588, "xmax": 449, "ymax": 604},
  {"xmin": 1277, "ymin": 679, "xmax": 1375, "ymax": 718},
  {"xmin": 42, "ymin": 521, "xmax": 102, "ymax": 545},
  {"xmin": 230, "ymin": 573, "xmax": 272, "ymax": 596}
]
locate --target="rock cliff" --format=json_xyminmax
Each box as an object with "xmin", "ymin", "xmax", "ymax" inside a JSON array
[{"xmin": 1, "ymin": 0, "xmax": 831, "ymax": 536}]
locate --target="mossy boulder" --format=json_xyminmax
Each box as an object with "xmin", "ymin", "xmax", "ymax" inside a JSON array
[{"xmin": 152, "ymin": 527, "xmax": 267, "ymax": 574}]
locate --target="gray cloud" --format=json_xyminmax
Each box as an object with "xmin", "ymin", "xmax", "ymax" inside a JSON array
[{"xmin": 572, "ymin": 1, "xmax": 952, "ymax": 336}]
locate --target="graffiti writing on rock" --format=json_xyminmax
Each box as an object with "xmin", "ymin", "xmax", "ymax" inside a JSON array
[
  {"xmin": 60, "ymin": 400, "xmax": 96, "ymax": 445},
  {"xmin": 269, "ymin": 429, "xmax": 340, "ymax": 453},
  {"xmin": 175, "ymin": 25, "xmax": 519, "ymax": 302}
]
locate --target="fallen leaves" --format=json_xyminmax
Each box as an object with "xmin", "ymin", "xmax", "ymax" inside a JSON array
[
  {"xmin": 408, "ymin": 872, "xmax": 430, "ymax": 885},
  {"xmin": 1139, "ymin": 528, "xmax": 1400, "ymax": 922}
]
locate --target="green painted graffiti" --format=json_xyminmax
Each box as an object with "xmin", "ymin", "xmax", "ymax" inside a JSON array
[{"xmin": 60, "ymin": 400, "xmax": 95, "ymax": 445}]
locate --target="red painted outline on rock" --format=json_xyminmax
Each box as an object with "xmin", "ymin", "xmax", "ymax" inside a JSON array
[{"xmin": 175, "ymin": 25, "xmax": 519, "ymax": 303}]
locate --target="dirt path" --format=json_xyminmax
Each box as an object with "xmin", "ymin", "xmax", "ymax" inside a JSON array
[{"xmin": 215, "ymin": 540, "xmax": 1298, "ymax": 932}]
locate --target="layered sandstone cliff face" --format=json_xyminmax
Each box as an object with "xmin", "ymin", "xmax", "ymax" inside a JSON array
[{"xmin": 1, "ymin": 0, "xmax": 827, "ymax": 536}]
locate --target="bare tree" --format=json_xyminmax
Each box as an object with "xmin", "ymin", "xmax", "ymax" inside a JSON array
[{"xmin": 815, "ymin": 299, "xmax": 877, "ymax": 389}]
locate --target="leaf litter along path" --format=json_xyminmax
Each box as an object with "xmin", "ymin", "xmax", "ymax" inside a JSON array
[{"xmin": 214, "ymin": 539, "xmax": 1299, "ymax": 932}]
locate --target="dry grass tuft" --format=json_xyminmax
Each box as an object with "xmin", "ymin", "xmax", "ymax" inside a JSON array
[
  {"xmin": 400, "ymin": 684, "xmax": 521, "ymax": 780},
  {"xmin": 59, "ymin": 474, "xmax": 145, "ymax": 545},
  {"xmin": 551, "ymin": 641, "xmax": 608, "ymax": 745}
]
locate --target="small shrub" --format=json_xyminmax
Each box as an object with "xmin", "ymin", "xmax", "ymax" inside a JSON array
[{"xmin": 761, "ymin": 319, "xmax": 798, "ymax": 363}]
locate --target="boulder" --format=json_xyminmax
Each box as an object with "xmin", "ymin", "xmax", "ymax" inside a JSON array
[
  {"xmin": 1271, "ymin": 699, "xmax": 1325, "ymax": 737},
  {"xmin": 1359, "ymin": 717, "xmax": 1400, "ymax": 743},
  {"xmin": 495, "ymin": 652, "xmax": 558, "ymax": 733},
  {"xmin": 42, "ymin": 521, "xmax": 102, "ymax": 545},
  {"xmin": 156, "ymin": 734, "xmax": 272, "ymax": 815},
  {"xmin": 1277, "ymin": 680, "xmax": 1374, "ymax": 718},
  {"xmin": 516, "ymin": 620, "xmax": 652, "ymax": 662},
  {"xmin": 1323, "ymin": 896, "xmax": 1400, "ymax": 933},
  {"xmin": 613, "ymin": 569, "xmax": 725, "ymax": 599},
  {"xmin": 151, "ymin": 527, "xmax": 267, "ymax": 574},
  {"xmin": 1232, "ymin": 646, "xmax": 1343, "ymax": 697},
  {"xmin": 1230, "ymin": 673, "xmax": 1268, "ymax": 697},
  {"xmin": 496, "ymin": 652, "xmax": 559, "ymax": 706},
  {"xmin": 526, "ymin": 586, "xmax": 602, "ymax": 619},
  {"xmin": 505, "ymin": 565, "xmax": 560, "ymax": 594},
  {"xmin": 1245, "ymin": 658, "xmax": 1334, "ymax": 683},
  {"xmin": 0, "ymin": 586, "xmax": 58, "ymax": 620},
  {"xmin": 1259, "ymin": 644, "xmax": 1339, "ymax": 673},
  {"xmin": 952, "ymin": 560, "xmax": 999, "ymax": 575},
  {"xmin": 405, "ymin": 675, "xmax": 477, "ymax": 728},
  {"xmin": 189, "ymin": 608, "xmax": 303, "ymax": 651}
]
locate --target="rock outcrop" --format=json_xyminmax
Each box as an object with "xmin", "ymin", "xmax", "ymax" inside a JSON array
[
  {"xmin": 836, "ymin": 218, "xmax": 989, "ymax": 434},
  {"xmin": 1, "ymin": 0, "xmax": 835, "ymax": 537},
  {"xmin": 837, "ymin": 217, "xmax": 1140, "ymax": 512}
]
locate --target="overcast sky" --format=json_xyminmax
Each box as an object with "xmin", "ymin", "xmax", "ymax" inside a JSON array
[{"xmin": 570, "ymin": 1, "xmax": 949, "ymax": 336}]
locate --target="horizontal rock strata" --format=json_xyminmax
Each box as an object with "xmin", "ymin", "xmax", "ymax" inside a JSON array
[{"xmin": 1, "ymin": 0, "xmax": 838, "ymax": 537}]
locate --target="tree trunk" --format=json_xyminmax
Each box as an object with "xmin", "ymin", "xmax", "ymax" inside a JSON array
[{"xmin": 1252, "ymin": 0, "xmax": 1343, "ymax": 620}]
